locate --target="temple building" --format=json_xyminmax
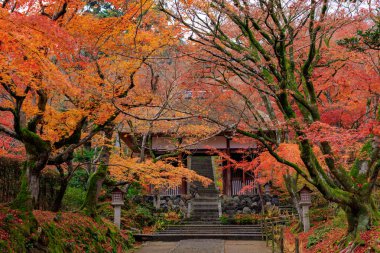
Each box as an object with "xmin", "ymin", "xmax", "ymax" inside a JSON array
[{"xmin": 119, "ymin": 132, "xmax": 260, "ymax": 197}]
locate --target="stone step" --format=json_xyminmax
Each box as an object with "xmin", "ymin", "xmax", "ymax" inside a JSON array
[
  {"xmin": 190, "ymin": 214, "xmax": 219, "ymax": 218},
  {"xmin": 197, "ymin": 190, "xmax": 218, "ymax": 193},
  {"xmin": 192, "ymin": 204, "xmax": 219, "ymax": 208},
  {"xmin": 181, "ymin": 221, "xmax": 222, "ymax": 225},
  {"xmin": 134, "ymin": 233, "xmax": 265, "ymax": 241},
  {"xmin": 165, "ymin": 225, "xmax": 262, "ymax": 230},
  {"xmin": 192, "ymin": 210, "xmax": 219, "ymax": 214},
  {"xmin": 193, "ymin": 201, "xmax": 219, "ymax": 205},
  {"xmin": 197, "ymin": 194, "xmax": 219, "ymax": 198},
  {"xmin": 193, "ymin": 196, "xmax": 219, "ymax": 202},
  {"xmin": 160, "ymin": 230, "xmax": 263, "ymax": 234},
  {"xmin": 191, "ymin": 161, "xmax": 213, "ymax": 164},
  {"xmin": 186, "ymin": 216, "xmax": 220, "ymax": 220},
  {"xmin": 162, "ymin": 228, "xmax": 262, "ymax": 233},
  {"xmin": 161, "ymin": 225, "xmax": 262, "ymax": 230},
  {"xmin": 197, "ymin": 193, "xmax": 218, "ymax": 196},
  {"xmin": 197, "ymin": 195, "xmax": 218, "ymax": 198},
  {"xmin": 192, "ymin": 202, "xmax": 218, "ymax": 205},
  {"xmin": 198, "ymin": 188, "xmax": 219, "ymax": 194},
  {"xmin": 157, "ymin": 231, "xmax": 263, "ymax": 235},
  {"xmin": 192, "ymin": 204, "xmax": 219, "ymax": 209}
]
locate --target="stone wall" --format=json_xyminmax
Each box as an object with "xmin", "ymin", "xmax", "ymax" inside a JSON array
[
  {"xmin": 159, "ymin": 194, "xmax": 194, "ymax": 213},
  {"xmin": 136, "ymin": 194, "xmax": 194, "ymax": 214},
  {"xmin": 138, "ymin": 193, "xmax": 280, "ymax": 217},
  {"xmin": 221, "ymin": 194, "xmax": 278, "ymax": 216}
]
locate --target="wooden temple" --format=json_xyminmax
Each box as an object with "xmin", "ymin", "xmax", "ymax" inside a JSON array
[{"xmin": 120, "ymin": 132, "xmax": 261, "ymax": 197}]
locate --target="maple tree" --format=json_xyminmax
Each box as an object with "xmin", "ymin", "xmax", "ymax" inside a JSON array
[
  {"xmin": 0, "ymin": 0, "xmax": 175, "ymax": 213},
  {"xmin": 159, "ymin": 0, "xmax": 380, "ymax": 239}
]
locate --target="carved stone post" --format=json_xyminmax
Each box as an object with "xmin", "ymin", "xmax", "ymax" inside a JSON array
[
  {"xmin": 298, "ymin": 185, "xmax": 312, "ymax": 232},
  {"xmin": 111, "ymin": 187, "xmax": 125, "ymax": 229}
]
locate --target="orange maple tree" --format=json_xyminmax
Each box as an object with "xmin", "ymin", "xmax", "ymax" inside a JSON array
[
  {"xmin": 159, "ymin": 0, "xmax": 380, "ymax": 239},
  {"xmin": 0, "ymin": 0, "xmax": 176, "ymax": 212}
]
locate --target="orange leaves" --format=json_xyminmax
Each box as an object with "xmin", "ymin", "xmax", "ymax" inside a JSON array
[
  {"xmin": 108, "ymin": 154, "xmax": 211, "ymax": 191},
  {"xmin": 41, "ymin": 108, "xmax": 86, "ymax": 144},
  {"xmin": 0, "ymin": 0, "xmax": 180, "ymax": 154},
  {"xmin": 303, "ymin": 121, "xmax": 366, "ymax": 154},
  {"xmin": 0, "ymin": 10, "xmax": 76, "ymax": 93},
  {"xmin": 251, "ymin": 144, "xmax": 303, "ymax": 186}
]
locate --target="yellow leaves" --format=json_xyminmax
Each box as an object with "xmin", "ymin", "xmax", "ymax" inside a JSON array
[
  {"xmin": 41, "ymin": 107, "xmax": 86, "ymax": 144},
  {"xmin": 108, "ymin": 154, "xmax": 211, "ymax": 190}
]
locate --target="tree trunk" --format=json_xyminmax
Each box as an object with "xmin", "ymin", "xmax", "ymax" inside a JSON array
[
  {"xmin": 344, "ymin": 199, "xmax": 377, "ymax": 240},
  {"xmin": 283, "ymin": 173, "xmax": 303, "ymax": 231},
  {"xmin": 52, "ymin": 178, "xmax": 68, "ymax": 212},
  {"xmin": 81, "ymin": 164, "xmax": 107, "ymax": 217},
  {"xmin": 27, "ymin": 168, "xmax": 41, "ymax": 207},
  {"xmin": 12, "ymin": 154, "xmax": 48, "ymax": 211},
  {"xmin": 11, "ymin": 165, "xmax": 33, "ymax": 211},
  {"xmin": 81, "ymin": 125, "xmax": 114, "ymax": 217}
]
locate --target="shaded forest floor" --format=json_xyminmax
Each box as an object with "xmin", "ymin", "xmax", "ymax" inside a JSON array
[
  {"xmin": 0, "ymin": 205, "xmax": 134, "ymax": 252},
  {"xmin": 283, "ymin": 211, "xmax": 380, "ymax": 253}
]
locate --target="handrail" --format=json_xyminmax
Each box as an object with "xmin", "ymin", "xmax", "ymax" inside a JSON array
[{"xmin": 261, "ymin": 215, "xmax": 294, "ymax": 253}]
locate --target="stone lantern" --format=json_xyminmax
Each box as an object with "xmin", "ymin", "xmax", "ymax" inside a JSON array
[
  {"xmin": 111, "ymin": 187, "xmax": 125, "ymax": 229},
  {"xmin": 264, "ymin": 182, "xmax": 271, "ymax": 196},
  {"xmin": 298, "ymin": 185, "xmax": 312, "ymax": 232}
]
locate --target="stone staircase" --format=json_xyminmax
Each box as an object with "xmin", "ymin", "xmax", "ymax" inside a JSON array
[
  {"xmin": 134, "ymin": 156, "xmax": 266, "ymax": 241},
  {"xmin": 187, "ymin": 156, "xmax": 220, "ymax": 223},
  {"xmin": 135, "ymin": 224, "xmax": 265, "ymax": 241}
]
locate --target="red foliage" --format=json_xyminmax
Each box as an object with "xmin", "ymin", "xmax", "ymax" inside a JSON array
[
  {"xmin": 284, "ymin": 220, "xmax": 380, "ymax": 253},
  {"xmin": 0, "ymin": 207, "xmax": 23, "ymax": 241}
]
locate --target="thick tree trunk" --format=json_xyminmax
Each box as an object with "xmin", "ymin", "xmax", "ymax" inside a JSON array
[
  {"xmin": 11, "ymin": 165, "xmax": 33, "ymax": 211},
  {"xmin": 283, "ymin": 173, "xmax": 303, "ymax": 230},
  {"xmin": 27, "ymin": 168, "xmax": 41, "ymax": 207},
  {"xmin": 81, "ymin": 165, "xmax": 107, "ymax": 217},
  {"xmin": 344, "ymin": 199, "xmax": 378, "ymax": 239},
  {"xmin": 12, "ymin": 154, "xmax": 49, "ymax": 211},
  {"xmin": 81, "ymin": 125, "xmax": 114, "ymax": 217},
  {"xmin": 52, "ymin": 178, "xmax": 68, "ymax": 212}
]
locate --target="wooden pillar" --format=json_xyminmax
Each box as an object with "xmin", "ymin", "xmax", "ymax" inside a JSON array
[
  {"xmin": 178, "ymin": 152, "xmax": 186, "ymax": 194},
  {"xmin": 242, "ymin": 171, "xmax": 246, "ymax": 187},
  {"xmin": 186, "ymin": 155, "xmax": 192, "ymax": 194},
  {"xmin": 181, "ymin": 178, "xmax": 187, "ymax": 195},
  {"xmin": 226, "ymin": 136, "xmax": 232, "ymax": 196},
  {"xmin": 222, "ymin": 169, "xmax": 227, "ymax": 195}
]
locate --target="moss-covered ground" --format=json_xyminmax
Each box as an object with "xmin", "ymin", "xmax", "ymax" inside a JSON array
[
  {"xmin": 0, "ymin": 205, "xmax": 133, "ymax": 252},
  {"xmin": 283, "ymin": 207, "xmax": 380, "ymax": 253}
]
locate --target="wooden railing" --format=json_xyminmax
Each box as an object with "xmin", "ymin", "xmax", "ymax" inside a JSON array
[
  {"xmin": 160, "ymin": 186, "xmax": 181, "ymax": 196},
  {"xmin": 261, "ymin": 213, "xmax": 299, "ymax": 253},
  {"xmin": 231, "ymin": 178, "xmax": 257, "ymax": 195}
]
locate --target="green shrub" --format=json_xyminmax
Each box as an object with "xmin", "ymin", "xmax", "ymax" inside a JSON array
[
  {"xmin": 68, "ymin": 169, "xmax": 89, "ymax": 190},
  {"xmin": 126, "ymin": 183, "xmax": 143, "ymax": 199},
  {"xmin": 135, "ymin": 206, "xmax": 154, "ymax": 227},
  {"xmin": 153, "ymin": 211, "xmax": 182, "ymax": 231},
  {"xmin": 62, "ymin": 187, "xmax": 86, "ymax": 210},
  {"xmin": 332, "ymin": 208, "xmax": 347, "ymax": 229},
  {"xmin": 234, "ymin": 214, "xmax": 259, "ymax": 225},
  {"xmin": 219, "ymin": 213, "xmax": 260, "ymax": 225},
  {"xmin": 220, "ymin": 214, "xmax": 232, "ymax": 225}
]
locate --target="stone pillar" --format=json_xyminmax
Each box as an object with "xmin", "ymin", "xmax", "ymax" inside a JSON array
[
  {"xmin": 301, "ymin": 205, "xmax": 310, "ymax": 232},
  {"xmin": 218, "ymin": 200, "xmax": 222, "ymax": 218},
  {"xmin": 114, "ymin": 205, "xmax": 122, "ymax": 229},
  {"xmin": 187, "ymin": 201, "xmax": 192, "ymax": 218},
  {"xmin": 153, "ymin": 194, "xmax": 161, "ymax": 210}
]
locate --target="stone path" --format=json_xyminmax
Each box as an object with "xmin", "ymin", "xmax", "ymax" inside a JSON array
[{"xmin": 134, "ymin": 240, "xmax": 271, "ymax": 253}]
